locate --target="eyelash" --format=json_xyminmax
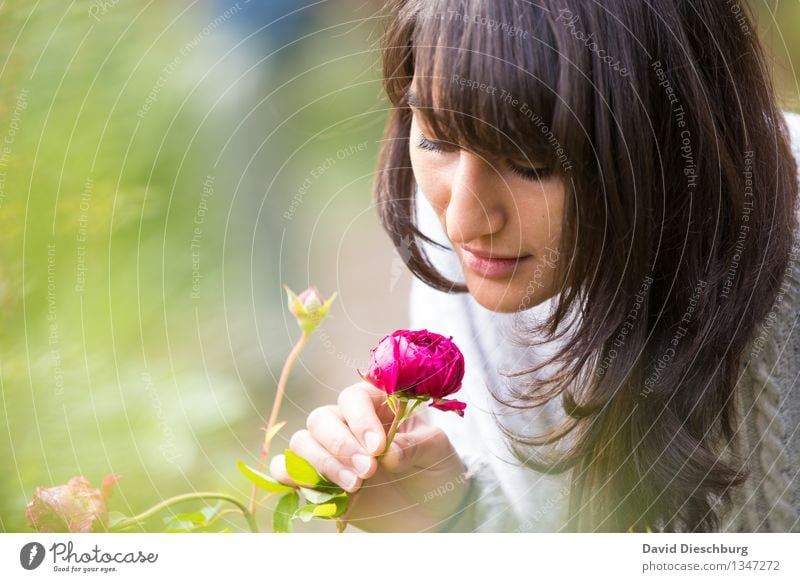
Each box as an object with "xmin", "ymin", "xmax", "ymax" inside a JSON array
[
  {"xmin": 508, "ymin": 163, "xmax": 553, "ymax": 181},
  {"xmin": 416, "ymin": 135, "xmax": 552, "ymax": 181},
  {"xmin": 416, "ymin": 135, "xmax": 451, "ymax": 153}
]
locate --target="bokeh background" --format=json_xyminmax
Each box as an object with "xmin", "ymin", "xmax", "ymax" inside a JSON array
[{"xmin": 1, "ymin": 0, "xmax": 798, "ymax": 532}]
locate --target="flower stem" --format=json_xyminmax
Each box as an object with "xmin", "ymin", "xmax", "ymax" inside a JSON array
[
  {"xmin": 249, "ymin": 331, "xmax": 310, "ymax": 514},
  {"xmin": 380, "ymin": 399, "xmax": 408, "ymax": 457},
  {"xmin": 110, "ymin": 492, "xmax": 258, "ymax": 533},
  {"xmin": 336, "ymin": 398, "xmax": 415, "ymax": 533}
]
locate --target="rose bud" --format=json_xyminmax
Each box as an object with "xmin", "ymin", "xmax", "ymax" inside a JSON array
[
  {"xmin": 25, "ymin": 474, "xmax": 121, "ymax": 533},
  {"xmin": 359, "ymin": 329, "xmax": 467, "ymax": 416},
  {"xmin": 284, "ymin": 284, "xmax": 337, "ymax": 334}
]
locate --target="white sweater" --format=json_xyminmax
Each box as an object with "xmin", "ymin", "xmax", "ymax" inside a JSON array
[{"xmin": 409, "ymin": 111, "xmax": 800, "ymax": 532}]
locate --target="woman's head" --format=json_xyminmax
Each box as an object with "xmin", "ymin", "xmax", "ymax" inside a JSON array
[
  {"xmin": 407, "ymin": 78, "xmax": 566, "ymax": 313},
  {"xmin": 375, "ymin": 0, "xmax": 798, "ymax": 531},
  {"xmin": 379, "ymin": 0, "xmax": 577, "ymax": 313}
]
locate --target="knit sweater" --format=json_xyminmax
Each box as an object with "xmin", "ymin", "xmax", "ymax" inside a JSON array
[{"xmin": 409, "ymin": 110, "xmax": 800, "ymax": 532}]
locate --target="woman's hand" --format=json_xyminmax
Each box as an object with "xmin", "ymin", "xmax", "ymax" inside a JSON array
[{"xmin": 269, "ymin": 381, "xmax": 472, "ymax": 532}]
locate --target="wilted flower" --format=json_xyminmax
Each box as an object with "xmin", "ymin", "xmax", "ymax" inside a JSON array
[
  {"xmin": 284, "ymin": 285, "xmax": 337, "ymax": 334},
  {"xmin": 25, "ymin": 474, "xmax": 121, "ymax": 532},
  {"xmin": 359, "ymin": 329, "xmax": 467, "ymax": 416}
]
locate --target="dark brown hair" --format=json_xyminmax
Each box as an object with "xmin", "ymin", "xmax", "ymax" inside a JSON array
[{"xmin": 374, "ymin": 0, "xmax": 798, "ymax": 531}]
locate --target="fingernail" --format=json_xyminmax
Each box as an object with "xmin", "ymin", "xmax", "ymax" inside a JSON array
[
  {"xmin": 364, "ymin": 431, "xmax": 381, "ymax": 454},
  {"xmin": 351, "ymin": 454, "xmax": 372, "ymax": 477},
  {"xmin": 338, "ymin": 468, "xmax": 358, "ymax": 490}
]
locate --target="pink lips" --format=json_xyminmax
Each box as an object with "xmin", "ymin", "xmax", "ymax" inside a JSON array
[{"xmin": 461, "ymin": 247, "xmax": 532, "ymax": 278}]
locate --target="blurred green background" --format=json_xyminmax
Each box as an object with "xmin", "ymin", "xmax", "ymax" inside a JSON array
[{"xmin": 0, "ymin": 1, "xmax": 798, "ymax": 532}]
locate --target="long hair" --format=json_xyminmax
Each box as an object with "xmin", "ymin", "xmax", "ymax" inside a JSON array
[{"xmin": 374, "ymin": 0, "xmax": 798, "ymax": 531}]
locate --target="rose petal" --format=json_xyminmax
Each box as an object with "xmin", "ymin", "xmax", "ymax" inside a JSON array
[
  {"xmin": 429, "ymin": 398, "xmax": 467, "ymax": 417},
  {"xmin": 101, "ymin": 474, "xmax": 122, "ymax": 501}
]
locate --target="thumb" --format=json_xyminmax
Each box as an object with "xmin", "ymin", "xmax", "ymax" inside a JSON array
[{"xmin": 379, "ymin": 424, "xmax": 456, "ymax": 473}]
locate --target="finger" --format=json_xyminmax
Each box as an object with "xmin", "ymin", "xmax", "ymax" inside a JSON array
[
  {"xmin": 289, "ymin": 429, "xmax": 362, "ymax": 493},
  {"xmin": 306, "ymin": 405, "xmax": 376, "ymax": 479},
  {"xmin": 268, "ymin": 454, "xmax": 298, "ymax": 487},
  {"xmin": 338, "ymin": 381, "xmax": 395, "ymax": 456},
  {"xmin": 380, "ymin": 424, "xmax": 456, "ymax": 474}
]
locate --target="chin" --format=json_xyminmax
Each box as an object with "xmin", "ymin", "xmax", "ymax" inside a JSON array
[{"xmin": 468, "ymin": 284, "xmax": 547, "ymax": 314}]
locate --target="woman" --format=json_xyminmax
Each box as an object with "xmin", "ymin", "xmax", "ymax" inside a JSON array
[{"xmin": 270, "ymin": 0, "xmax": 800, "ymax": 532}]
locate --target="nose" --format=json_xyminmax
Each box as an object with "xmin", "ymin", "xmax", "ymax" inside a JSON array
[{"xmin": 445, "ymin": 151, "xmax": 506, "ymax": 246}]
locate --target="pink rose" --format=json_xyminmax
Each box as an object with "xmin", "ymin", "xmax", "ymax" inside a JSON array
[
  {"xmin": 25, "ymin": 474, "xmax": 121, "ymax": 532},
  {"xmin": 359, "ymin": 329, "xmax": 467, "ymax": 416}
]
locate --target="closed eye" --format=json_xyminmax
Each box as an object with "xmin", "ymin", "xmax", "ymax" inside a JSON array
[
  {"xmin": 416, "ymin": 130, "xmax": 553, "ymax": 181},
  {"xmin": 416, "ymin": 134, "xmax": 456, "ymax": 154},
  {"xmin": 507, "ymin": 161, "xmax": 553, "ymax": 181}
]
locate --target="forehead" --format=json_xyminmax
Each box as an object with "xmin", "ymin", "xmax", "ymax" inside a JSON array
[
  {"xmin": 392, "ymin": 1, "xmax": 567, "ymax": 164},
  {"xmin": 405, "ymin": 73, "xmax": 555, "ymax": 163}
]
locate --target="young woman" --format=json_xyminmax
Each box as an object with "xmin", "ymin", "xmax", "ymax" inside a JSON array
[{"xmin": 271, "ymin": 0, "xmax": 800, "ymax": 532}]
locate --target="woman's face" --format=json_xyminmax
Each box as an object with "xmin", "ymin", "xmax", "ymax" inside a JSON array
[{"xmin": 408, "ymin": 88, "xmax": 566, "ymax": 313}]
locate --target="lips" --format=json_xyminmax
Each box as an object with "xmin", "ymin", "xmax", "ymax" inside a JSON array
[
  {"xmin": 461, "ymin": 245, "xmax": 530, "ymax": 261},
  {"xmin": 460, "ymin": 247, "xmax": 532, "ymax": 278}
]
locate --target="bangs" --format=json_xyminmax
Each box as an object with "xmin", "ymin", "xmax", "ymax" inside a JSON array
[{"xmin": 386, "ymin": 0, "xmax": 569, "ymax": 171}]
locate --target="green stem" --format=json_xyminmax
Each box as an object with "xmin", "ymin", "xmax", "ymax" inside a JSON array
[
  {"xmin": 249, "ymin": 331, "xmax": 310, "ymax": 514},
  {"xmin": 337, "ymin": 398, "xmax": 417, "ymax": 533},
  {"xmin": 380, "ymin": 399, "xmax": 408, "ymax": 457},
  {"xmin": 110, "ymin": 492, "xmax": 258, "ymax": 533}
]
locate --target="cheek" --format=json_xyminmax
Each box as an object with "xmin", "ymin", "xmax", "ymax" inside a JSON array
[
  {"xmin": 519, "ymin": 186, "xmax": 565, "ymax": 249},
  {"xmin": 409, "ymin": 145, "xmax": 450, "ymax": 215}
]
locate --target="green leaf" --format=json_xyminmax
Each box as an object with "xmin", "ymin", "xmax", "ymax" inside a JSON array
[
  {"xmin": 237, "ymin": 460, "xmax": 295, "ymax": 493},
  {"xmin": 162, "ymin": 503, "xmax": 222, "ymax": 533},
  {"xmin": 329, "ymin": 494, "xmax": 349, "ymax": 517},
  {"xmin": 386, "ymin": 395, "xmax": 398, "ymax": 415},
  {"xmin": 292, "ymin": 503, "xmax": 329, "ymax": 523},
  {"xmin": 273, "ymin": 491, "xmax": 300, "ymax": 533},
  {"xmin": 284, "ymin": 449, "xmax": 323, "ymax": 487},
  {"xmin": 299, "ymin": 487, "xmax": 339, "ymax": 504},
  {"xmin": 291, "ymin": 494, "xmax": 349, "ymax": 523},
  {"xmin": 314, "ymin": 479, "xmax": 345, "ymax": 495}
]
